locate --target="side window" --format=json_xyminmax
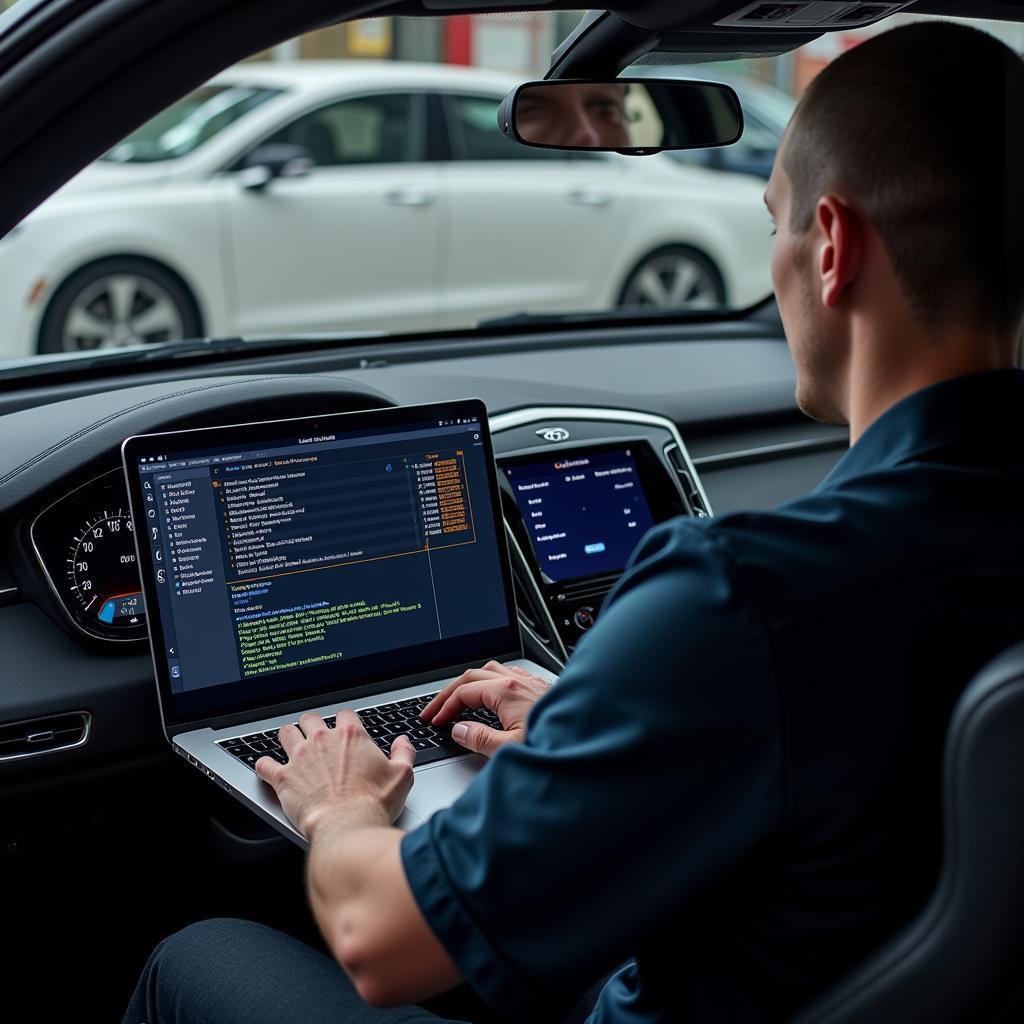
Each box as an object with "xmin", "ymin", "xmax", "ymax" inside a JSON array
[
  {"xmin": 263, "ymin": 93, "xmax": 419, "ymax": 166},
  {"xmin": 446, "ymin": 93, "xmax": 567, "ymax": 162}
]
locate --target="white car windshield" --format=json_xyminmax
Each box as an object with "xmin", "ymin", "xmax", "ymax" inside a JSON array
[{"xmin": 101, "ymin": 85, "xmax": 285, "ymax": 163}]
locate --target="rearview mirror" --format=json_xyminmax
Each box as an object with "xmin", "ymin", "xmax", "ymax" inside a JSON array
[{"xmin": 498, "ymin": 79, "xmax": 743, "ymax": 155}]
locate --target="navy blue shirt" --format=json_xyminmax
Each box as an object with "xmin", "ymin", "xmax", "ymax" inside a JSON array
[{"xmin": 401, "ymin": 369, "xmax": 1024, "ymax": 1023}]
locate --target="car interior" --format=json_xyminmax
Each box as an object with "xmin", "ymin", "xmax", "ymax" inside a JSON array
[{"xmin": 0, "ymin": 0, "xmax": 1022, "ymax": 1020}]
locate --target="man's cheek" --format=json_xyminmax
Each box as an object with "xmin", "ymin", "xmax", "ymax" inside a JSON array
[{"xmin": 770, "ymin": 241, "xmax": 789, "ymax": 308}]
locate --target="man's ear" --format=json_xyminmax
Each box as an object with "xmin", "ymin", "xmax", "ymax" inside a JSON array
[{"xmin": 815, "ymin": 195, "xmax": 864, "ymax": 308}]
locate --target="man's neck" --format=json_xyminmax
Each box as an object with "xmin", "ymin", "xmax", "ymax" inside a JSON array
[{"xmin": 844, "ymin": 321, "xmax": 1016, "ymax": 445}]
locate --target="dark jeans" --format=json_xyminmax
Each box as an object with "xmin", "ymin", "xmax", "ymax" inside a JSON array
[{"xmin": 122, "ymin": 917, "xmax": 607, "ymax": 1024}]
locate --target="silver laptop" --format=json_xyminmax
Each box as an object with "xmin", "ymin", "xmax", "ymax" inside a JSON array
[{"xmin": 122, "ymin": 398, "xmax": 554, "ymax": 848}]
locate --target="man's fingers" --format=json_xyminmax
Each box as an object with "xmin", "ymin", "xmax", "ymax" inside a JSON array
[
  {"xmin": 277, "ymin": 722, "xmax": 303, "ymax": 755},
  {"xmin": 419, "ymin": 669, "xmax": 501, "ymax": 720},
  {"xmin": 334, "ymin": 709, "xmax": 365, "ymax": 734},
  {"xmin": 389, "ymin": 733, "xmax": 417, "ymax": 770},
  {"xmin": 450, "ymin": 721, "xmax": 516, "ymax": 757},
  {"xmin": 419, "ymin": 661, "xmax": 523, "ymax": 720},
  {"xmin": 254, "ymin": 755, "xmax": 282, "ymax": 786},
  {"xmin": 297, "ymin": 711, "xmax": 327, "ymax": 737},
  {"xmin": 430, "ymin": 680, "xmax": 501, "ymax": 725}
]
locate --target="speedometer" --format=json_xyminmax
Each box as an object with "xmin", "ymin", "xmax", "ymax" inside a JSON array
[
  {"xmin": 31, "ymin": 469, "xmax": 148, "ymax": 642},
  {"xmin": 66, "ymin": 510, "xmax": 144, "ymax": 629}
]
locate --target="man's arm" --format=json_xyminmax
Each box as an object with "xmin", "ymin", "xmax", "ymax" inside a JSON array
[
  {"xmin": 255, "ymin": 662, "xmax": 551, "ymax": 1005},
  {"xmin": 254, "ymin": 712, "xmax": 462, "ymax": 1006},
  {"xmin": 304, "ymin": 813, "xmax": 462, "ymax": 1006}
]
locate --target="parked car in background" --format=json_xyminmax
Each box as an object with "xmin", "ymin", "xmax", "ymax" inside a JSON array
[{"xmin": 0, "ymin": 60, "xmax": 772, "ymax": 359}]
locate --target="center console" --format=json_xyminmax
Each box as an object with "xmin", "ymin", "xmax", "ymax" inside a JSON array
[{"xmin": 490, "ymin": 408, "xmax": 710, "ymax": 663}]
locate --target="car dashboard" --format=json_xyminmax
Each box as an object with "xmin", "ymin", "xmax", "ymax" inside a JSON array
[{"xmin": 0, "ymin": 329, "xmax": 848, "ymax": 772}]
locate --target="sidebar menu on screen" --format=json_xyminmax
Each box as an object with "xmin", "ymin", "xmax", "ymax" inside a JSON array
[{"xmin": 146, "ymin": 464, "xmax": 239, "ymax": 690}]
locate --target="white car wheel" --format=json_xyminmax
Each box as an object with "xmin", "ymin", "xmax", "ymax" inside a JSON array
[
  {"xmin": 619, "ymin": 246, "xmax": 726, "ymax": 310},
  {"xmin": 38, "ymin": 259, "xmax": 202, "ymax": 354}
]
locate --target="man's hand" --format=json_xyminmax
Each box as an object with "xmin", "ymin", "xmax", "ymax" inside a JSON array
[
  {"xmin": 420, "ymin": 660, "xmax": 552, "ymax": 757},
  {"xmin": 254, "ymin": 710, "xmax": 415, "ymax": 840}
]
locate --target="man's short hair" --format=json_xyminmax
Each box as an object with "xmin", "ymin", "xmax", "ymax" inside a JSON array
[{"xmin": 783, "ymin": 21, "xmax": 1024, "ymax": 336}]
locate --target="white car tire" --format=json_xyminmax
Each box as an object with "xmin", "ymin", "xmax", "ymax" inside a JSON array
[
  {"xmin": 37, "ymin": 257, "xmax": 203, "ymax": 354},
  {"xmin": 618, "ymin": 245, "xmax": 727, "ymax": 311}
]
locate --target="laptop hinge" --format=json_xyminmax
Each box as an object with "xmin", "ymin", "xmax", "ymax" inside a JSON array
[{"xmin": 165, "ymin": 649, "xmax": 524, "ymax": 738}]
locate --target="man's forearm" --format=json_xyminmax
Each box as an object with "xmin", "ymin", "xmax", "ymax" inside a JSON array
[
  {"xmin": 305, "ymin": 799, "xmax": 395, "ymax": 949},
  {"xmin": 304, "ymin": 805, "xmax": 463, "ymax": 1006}
]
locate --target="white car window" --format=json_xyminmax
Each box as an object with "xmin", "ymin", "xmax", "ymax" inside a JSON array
[
  {"xmin": 263, "ymin": 92, "xmax": 420, "ymax": 166},
  {"xmin": 103, "ymin": 85, "xmax": 284, "ymax": 164},
  {"xmin": 444, "ymin": 93, "xmax": 568, "ymax": 161}
]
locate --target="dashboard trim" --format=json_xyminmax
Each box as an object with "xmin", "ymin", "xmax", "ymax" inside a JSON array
[
  {"xmin": 504, "ymin": 521, "xmax": 570, "ymax": 665},
  {"xmin": 692, "ymin": 435, "xmax": 848, "ymax": 470},
  {"xmin": 488, "ymin": 406, "xmax": 713, "ymax": 516},
  {"xmin": 28, "ymin": 467, "xmax": 146, "ymax": 644},
  {"xmin": 490, "ymin": 405, "xmax": 712, "ymax": 661}
]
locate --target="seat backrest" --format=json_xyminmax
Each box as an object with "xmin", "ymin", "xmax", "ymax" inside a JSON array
[
  {"xmin": 294, "ymin": 120, "xmax": 337, "ymax": 166},
  {"xmin": 791, "ymin": 640, "xmax": 1024, "ymax": 1023}
]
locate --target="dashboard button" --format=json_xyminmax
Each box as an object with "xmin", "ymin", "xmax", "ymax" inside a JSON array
[{"xmin": 574, "ymin": 606, "xmax": 595, "ymax": 630}]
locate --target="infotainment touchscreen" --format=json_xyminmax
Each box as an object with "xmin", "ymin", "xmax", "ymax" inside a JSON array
[{"xmin": 505, "ymin": 447, "xmax": 656, "ymax": 582}]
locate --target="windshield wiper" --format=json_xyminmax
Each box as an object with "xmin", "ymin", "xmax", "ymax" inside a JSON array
[
  {"xmin": 477, "ymin": 305, "xmax": 736, "ymax": 329},
  {"xmin": 0, "ymin": 331, "xmax": 389, "ymax": 384}
]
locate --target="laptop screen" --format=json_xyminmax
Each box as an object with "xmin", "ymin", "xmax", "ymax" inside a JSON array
[{"xmin": 123, "ymin": 400, "xmax": 520, "ymax": 731}]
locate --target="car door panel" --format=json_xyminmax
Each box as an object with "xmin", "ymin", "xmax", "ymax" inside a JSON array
[
  {"xmin": 223, "ymin": 91, "xmax": 441, "ymax": 335},
  {"xmin": 435, "ymin": 92, "xmax": 630, "ymax": 326}
]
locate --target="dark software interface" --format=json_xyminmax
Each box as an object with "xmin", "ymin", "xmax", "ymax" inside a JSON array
[
  {"xmin": 506, "ymin": 447, "xmax": 656, "ymax": 583},
  {"xmin": 133, "ymin": 414, "xmax": 514, "ymax": 720}
]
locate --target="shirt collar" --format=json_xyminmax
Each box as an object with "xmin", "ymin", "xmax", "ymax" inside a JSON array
[{"xmin": 817, "ymin": 368, "xmax": 1024, "ymax": 491}]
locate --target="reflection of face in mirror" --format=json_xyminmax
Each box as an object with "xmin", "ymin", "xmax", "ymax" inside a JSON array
[{"xmin": 515, "ymin": 83, "xmax": 631, "ymax": 149}]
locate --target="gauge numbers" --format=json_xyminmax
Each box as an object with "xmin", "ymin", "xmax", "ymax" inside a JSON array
[{"xmin": 66, "ymin": 509, "xmax": 146, "ymax": 631}]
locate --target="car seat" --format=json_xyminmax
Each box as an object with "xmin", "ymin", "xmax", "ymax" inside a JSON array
[{"xmin": 790, "ymin": 640, "xmax": 1024, "ymax": 1022}]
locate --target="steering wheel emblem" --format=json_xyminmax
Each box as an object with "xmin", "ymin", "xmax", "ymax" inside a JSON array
[{"xmin": 536, "ymin": 427, "xmax": 570, "ymax": 442}]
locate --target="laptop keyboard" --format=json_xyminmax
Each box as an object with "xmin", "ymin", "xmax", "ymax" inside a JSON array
[{"xmin": 215, "ymin": 692, "xmax": 501, "ymax": 773}]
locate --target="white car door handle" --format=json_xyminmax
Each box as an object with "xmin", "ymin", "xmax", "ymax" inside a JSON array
[
  {"xmin": 567, "ymin": 188, "xmax": 612, "ymax": 207},
  {"xmin": 385, "ymin": 189, "xmax": 436, "ymax": 207}
]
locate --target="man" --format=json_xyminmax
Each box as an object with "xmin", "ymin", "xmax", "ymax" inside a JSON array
[{"xmin": 123, "ymin": 21, "xmax": 1024, "ymax": 1024}]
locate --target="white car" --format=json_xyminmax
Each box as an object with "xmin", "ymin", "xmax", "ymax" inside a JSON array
[{"xmin": 0, "ymin": 60, "xmax": 773, "ymax": 358}]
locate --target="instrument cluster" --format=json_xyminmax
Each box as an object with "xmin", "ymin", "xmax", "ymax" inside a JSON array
[{"xmin": 31, "ymin": 469, "xmax": 148, "ymax": 642}]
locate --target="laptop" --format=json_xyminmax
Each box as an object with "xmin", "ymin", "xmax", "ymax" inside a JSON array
[{"xmin": 122, "ymin": 398, "xmax": 555, "ymax": 847}]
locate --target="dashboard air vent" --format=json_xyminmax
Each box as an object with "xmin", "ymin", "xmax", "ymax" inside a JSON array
[{"xmin": 0, "ymin": 712, "xmax": 90, "ymax": 763}]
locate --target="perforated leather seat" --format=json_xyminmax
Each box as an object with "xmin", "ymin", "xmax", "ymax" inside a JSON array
[{"xmin": 791, "ymin": 640, "xmax": 1024, "ymax": 1023}]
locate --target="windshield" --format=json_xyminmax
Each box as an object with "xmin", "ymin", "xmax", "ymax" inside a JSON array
[
  {"xmin": 0, "ymin": 9, "xmax": 1020, "ymax": 369},
  {"xmin": 101, "ymin": 85, "xmax": 285, "ymax": 163}
]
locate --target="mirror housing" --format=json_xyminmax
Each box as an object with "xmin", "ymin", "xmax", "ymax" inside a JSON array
[
  {"xmin": 498, "ymin": 78, "xmax": 743, "ymax": 155},
  {"xmin": 238, "ymin": 144, "xmax": 314, "ymax": 191}
]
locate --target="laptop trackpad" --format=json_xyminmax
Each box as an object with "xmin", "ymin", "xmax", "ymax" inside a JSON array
[{"xmin": 403, "ymin": 754, "xmax": 487, "ymax": 824}]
